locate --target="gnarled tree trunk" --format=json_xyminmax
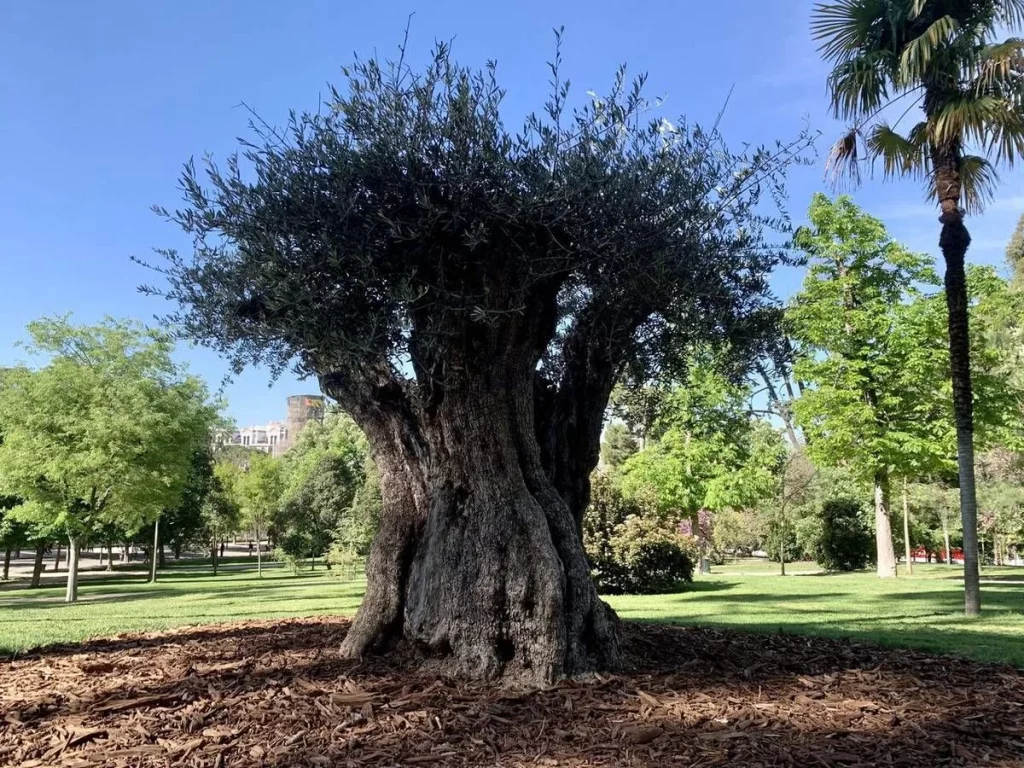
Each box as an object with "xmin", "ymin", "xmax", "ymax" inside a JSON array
[{"xmin": 325, "ymin": 297, "xmax": 622, "ymax": 684}]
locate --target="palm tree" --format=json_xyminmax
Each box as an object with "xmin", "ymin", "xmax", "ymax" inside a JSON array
[{"xmin": 811, "ymin": 0, "xmax": 1024, "ymax": 616}]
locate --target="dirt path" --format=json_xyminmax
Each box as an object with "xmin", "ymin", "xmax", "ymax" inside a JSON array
[{"xmin": 2, "ymin": 618, "xmax": 1023, "ymax": 766}]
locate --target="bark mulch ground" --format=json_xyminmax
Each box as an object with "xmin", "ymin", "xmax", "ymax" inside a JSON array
[{"xmin": 2, "ymin": 618, "xmax": 1023, "ymax": 767}]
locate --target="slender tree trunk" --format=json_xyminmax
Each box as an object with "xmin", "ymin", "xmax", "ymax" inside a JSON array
[
  {"xmin": 256, "ymin": 525, "xmax": 262, "ymax": 577},
  {"xmin": 943, "ymin": 517, "xmax": 952, "ymax": 565},
  {"xmin": 874, "ymin": 471, "xmax": 897, "ymax": 578},
  {"xmin": 902, "ymin": 478, "xmax": 913, "ymax": 576},
  {"xmin": 65, "ymin": 536, "xmax": 81, "ymax": 603},
  {"xmin": 211, "ymin": 541, "xmax": 218, "ymax": 576},
  {"xmin": 149, "ymin": 518, "xmax": 159, "ymax": 583},
  {"xmin": 53, "ymin": 543, "xmax": 62, "ymax": 572},
  {"xmin": 933, "ymin": 145, "xmax": 981, "ymax": 616},
  {"xmin": 106, "ymin": 543, "xmax": 114, "ymax": 571},
  {"xmin": 30, "ymin": 542, "xmax": 45, "ymax": 588},
  {"xmin": 757, "ymin": 363, "xmax": 800, "ymax": 448},
  {"xmin": 2, "ymin": 547, "xmax": 11, "ymax": 580}
]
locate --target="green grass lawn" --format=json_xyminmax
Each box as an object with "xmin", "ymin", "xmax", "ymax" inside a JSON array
[{"xmin": 1, "ymin": 560, "xmax": 1022, "ymax": 667}]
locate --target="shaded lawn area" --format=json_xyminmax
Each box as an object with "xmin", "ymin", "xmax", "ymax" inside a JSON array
[{"xmin": 0, "ymin": 561, "xmax": 1022, "ymax": 667}]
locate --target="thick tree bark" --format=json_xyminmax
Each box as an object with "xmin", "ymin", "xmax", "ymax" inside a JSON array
[
  {"xmin": 873, "ymin": 471, "xmax": 897, "ymax": 578},
  {"xmin": 324, "ymin": 293, "xmax": 621, "ymax": 683},
  {"xmin": 30, "ymin": 542, "xmax": 45, "ymax": 588},
  {"xmin": 65, "ymin": 536, "xmax": 81, "ymax": 603}
]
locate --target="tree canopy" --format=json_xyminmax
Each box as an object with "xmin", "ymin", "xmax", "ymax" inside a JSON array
[
  {"xmin": 0, "ymin": 317, "xmax": 219, "ymax": 601},
  {"xmin": 146, "ymin": 40, "xmax": 811, "ymax": 682}
]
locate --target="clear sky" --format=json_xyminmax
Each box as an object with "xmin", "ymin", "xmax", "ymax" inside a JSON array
[{"xmin": 2, "ymin": 0, "xmax": 1022, "ymax": 427}]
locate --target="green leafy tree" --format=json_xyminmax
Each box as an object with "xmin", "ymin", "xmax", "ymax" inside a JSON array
[
  {"xmin": 275, "ymin": 408, "xmax": 368, "ymax": 570},
  {"xmin": 814, "ymin": 497, "xmax": 875, "ymax": 571},
  {"xmin": 600, "ymin": 423, "xmax": 639, "ymax": 469},
  {"xmin": 236, "ymin": 451, "xmax": 284, "ymax": 577},
  {"xmin": 1007, "ymin": 212, "xmax": 1024, "ymax": 283},
  {"xmin": 161, "ymin": 447, "xmax": 216, "ymax": 561},
  {"xmin": 203, "ymin": 464, "xmax": 242, "ymax": 575},
  {"xmin": 0, "ymin": 317, "xmax": 218, "ymax": 601},
  {"xmin": 148, "ymin": 39, "xmax": 812, "ymax": 680},
  {"xmin": 788, "ymin": 194, "xmax": 940, "ymax": 577},
  {"xmin": 813, "ymin": 0, "xmax": 1024, "ymax": 615}
]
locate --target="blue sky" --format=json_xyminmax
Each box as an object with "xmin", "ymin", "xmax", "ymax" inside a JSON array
[{"xmin": 2, "ymin": 0, "xmax": 1022, "ymax": 426}]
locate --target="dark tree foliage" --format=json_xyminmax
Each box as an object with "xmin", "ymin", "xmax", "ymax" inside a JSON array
[
  {"xmin": 162, "ymin": 447, "xmax": 215, "ymax": 558},
  {"xmin": 146, "ymin": 40, "xmax": 811, "ymax": 682},
  {"xmin": 814, "ymin": 498, "xmax": 875, "ymax": 572},
  {"xmin": 274, "ymin": 454, "xmax": 361, "ymax": 566},
  {"xmin": 600, "ymin": 423, "xmax": 639, "ymax": 469}
]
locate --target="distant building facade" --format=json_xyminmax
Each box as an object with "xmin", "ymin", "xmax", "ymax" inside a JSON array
[{"xmin": 219, "ymin": 394, "xmax": 325, "ymax": 457}]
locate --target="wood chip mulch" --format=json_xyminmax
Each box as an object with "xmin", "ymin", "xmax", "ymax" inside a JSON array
[{"xmin": 2, "ymin": 618, "xmax": 1023, "ymax": 767}]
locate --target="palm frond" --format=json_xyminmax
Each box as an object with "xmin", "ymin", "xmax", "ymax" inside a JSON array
[
  {"xmin": 825, "ymin": 128, "xmax": 864, "ymax": 186},
  {"xmin": 866, "ymin": 123, "xmax": 929, "ymax": 179},
  {"xmin": 811, "ymin": 0, "xmax": 891, "ymax": 62},
  {"xmin": 909, "ymin": 0, "xmax": 926, "ymax": 19},
  {"xmin": 956, "ymin": 154, "xmax": 1000, "ymax": 214},
  {"xmin": 898, "ymin": 15, "xmax": 960, "ymax": 85},
  {"xmin": 996, "ymin": 0, "xmax": 1024, "ymax": 29},
  {"xmin": 980, "ymin": 105, "xmax": 1024, "ymax": 165},
  {"xmin": 930, "ymin": 92, "xmax": 1005, "ymax": 145},
  {"xmin": 827, "ymin": 50, "xmax": 895, "ymax": 119},
  {"xmin": 970, "ymin": 38, "xmax": 1024, "ymax": 105}
]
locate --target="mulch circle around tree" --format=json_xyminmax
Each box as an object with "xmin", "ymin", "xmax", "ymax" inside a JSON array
[{"xmin": 2, "ymin": 618, "xmax": 1023, "ymax": 767}]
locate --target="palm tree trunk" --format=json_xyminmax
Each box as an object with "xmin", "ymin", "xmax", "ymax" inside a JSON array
[{"xmin": 935, "ymin": 167, "xmax": 981, "ymax": 615}]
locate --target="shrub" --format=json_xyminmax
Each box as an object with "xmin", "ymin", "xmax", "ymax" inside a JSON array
[
  {"xmin": 583, "ymin": 476, "xmax": 696, "ymax": 594},
  {"xmin": 814, "ymin": 497, "xmax": 875, "ymax": 571}
]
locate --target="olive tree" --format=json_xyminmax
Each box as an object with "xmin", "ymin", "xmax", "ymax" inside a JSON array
[{"xmin": 146, "ymin": 42, "xmax": 811, "ymax": 682}]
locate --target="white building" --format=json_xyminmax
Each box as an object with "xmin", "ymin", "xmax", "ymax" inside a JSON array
[
  {"xmin": 218, "ymin": 395, "xmax": 325, "ymax": 458},
  {"xmin": 228, "ymin": 420, "xmax": 290, "ymax": 456}
]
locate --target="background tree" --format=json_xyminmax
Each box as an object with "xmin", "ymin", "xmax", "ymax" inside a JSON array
[
  {"xmin": 814, "ymin": 497, "xmax": 875, "ymax": 571},
  {"xmin": 148, "ymin": 41, "xmax": 811, "ymax": 681},
  {"xmin": 202, "ymin": 464, "xmax": 242, "ymax": 575},
  {"xmin": 161, "ymin": 447, "xmax": 216, "ymax": 562},
  {"xmin": 600, "ymin": 424, "xmax": 639, "ymax": 469},
  {"xmin": 1007, "ymin": 212, "xmax": 1024, "ymax": 283},
  {"xmin": 275, "ymin": 408, "xmax": 367, "ymax": 570},
  {"xmin": 236, "ymin": 452, "xmax": 284, "ymax": 577},
  {"xmin": 0, "ymin": 317, "xmax": 218, "ymax": 601},
  {"xmin": 813, "ymin": 0, "xmax": 1024, "ymax": 615},
  {"xmin": 789, "ymin": 194, "xmax": 940, "ymax": 576}
]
